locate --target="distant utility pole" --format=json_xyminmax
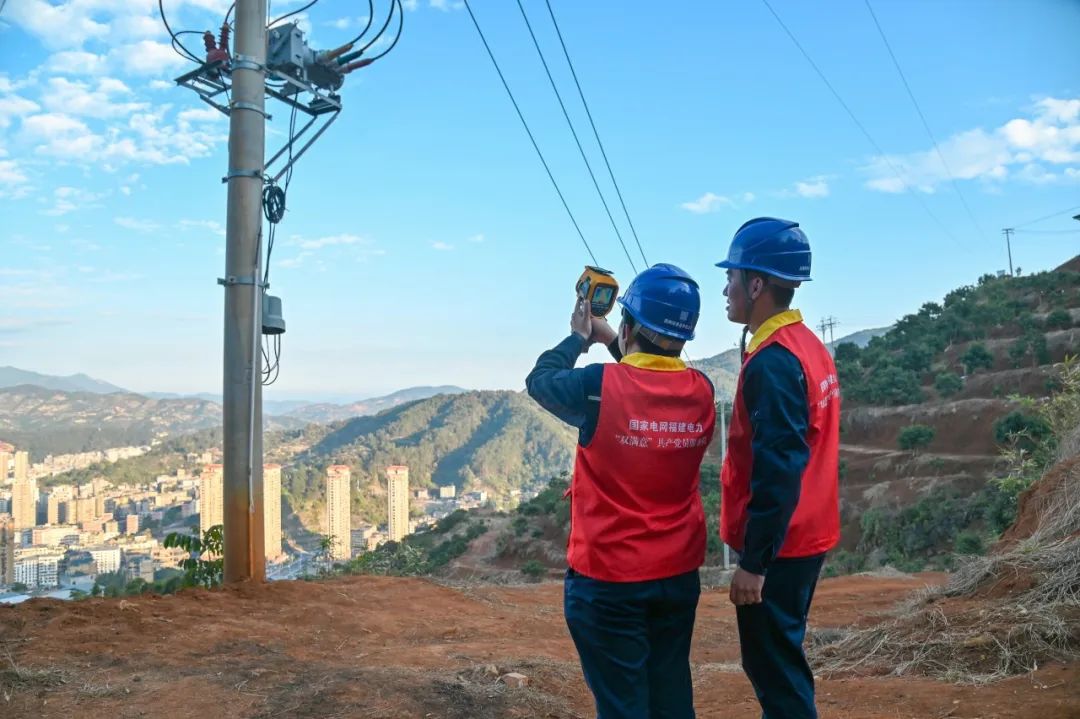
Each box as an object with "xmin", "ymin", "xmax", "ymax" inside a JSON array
[
  {"xmin": 718, "ymin": 399, "xmax": 731, "ymax": 570},
  {"xmin": 222, "ymin": 0, "xmax": 267, "ymax": 583},
  {"xmin": 817, "ymin": 316, "xmax": 839, "ymax": 347},
  {"xmin": 1002, "ymin": 228, "xmax": 1015, "ymax": 277}
]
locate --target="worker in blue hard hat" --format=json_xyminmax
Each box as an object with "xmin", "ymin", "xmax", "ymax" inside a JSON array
[
  {"xmin": 715, "ymin": 218, "xmax": 841, "ymax": 719},
  {"xmin": 526, "ymin": 263, "xmax": 717, "ymax": 719}
]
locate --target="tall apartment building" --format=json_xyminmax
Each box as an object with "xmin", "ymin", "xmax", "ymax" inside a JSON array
[
  {"xmin": 0, "ymin": 514, "xmax": 14, "ymax": 585},
  {"xmin": 199, "ymin": 464, "xmax": 224, "ymax": 536},
  {"xmin": 326, "ymin": 466, "xmax": 351, "ymax": 562},
  {"xmin": 11, "ymin": 478, "xmax": 36, "ymax": 530},
  {"xmin": 13, "ymin": 451, "xmax": 29, "ymax": 483},
  {"xmin": 386, "ymin": 465, "xmax": 410, "ymax": 542},
  {"xmin": 263, "ymin": 464, "xmax": 283, "ymax": 561}
]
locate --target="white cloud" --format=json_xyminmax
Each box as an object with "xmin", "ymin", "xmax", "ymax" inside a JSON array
[
  {"xmin": 18, "ymin": 100, "xmax": 227, "ymax": 167},
  {"xmin": 115, "ymin": 216, "xmax": 161, "ymax": 232},
  {"xmin": 0, "ymin": 160, "xmax": 28, "ymax": 186},
  {"xmin": 467, "ymin": 233, "xmax": 485, "ymax": 243},
  {"xmin": 148, "ymin": 80, "xmax": 174, "ymax": 90},
  {"xmin": 680, "ymin": 191, "xmax": 753, "ymax": 214},
  {"xmin": 111, "ymin": 41, "xmax": 188, "ymax": 76},
  {"xmin": 326, "ymin": 15, "xmax": 370, "ymax": 30},
  {"xmin": 20, "ymin": 113, "xmax": 103, "ymax": 158},
  {"xmin": 4, "ymin": 0, "xmax": 110, "ymax": 49},
  {"xmin": 402, "ymin": 0, "xmax": 419, "ymax": 9},
  {"xmin": 297, "ymin": 234, "xmax": 370, "ymax": 250},
  {"xmin": 793, "ymin": 176, "xmax": 829, "ymax": 198},
  {"xmin": 177, "ymin": 106, "xmax": 223, "ymax": 124},
  {"xmin": 46, "ymin": 50, "xmax": 110, "ymax": 76},
  {"xmin": 1015, "ymin": 164, "xmax": 1050, "ymax": 184},
  {"xmin": 863, "ymin": 96, "xmax": 1080, "ymax": 193},
  {"xmin": 42, "ymin": 186, "xmax": 107, "ymax": 216},
  {"xmin": 429, "ymin": 0, "xmax": 465, "ymax": 10},
  {"xmin": 278, "ymin": 252, "xmax": 312, "ymax": 269},
  {"xmin": 40, "ymin": 77, "xmax": 148, "ymax": 119},
  {"xmin": 431, "ymin": 241, "xmax": 454, "ymax": 251},
  {"xmin": 179, "ymin": 219, "xmax": 226, "ymax": 237},
  {"xmin": 0, "ymin": 94, "xmax": 41, "ymax": 128}
]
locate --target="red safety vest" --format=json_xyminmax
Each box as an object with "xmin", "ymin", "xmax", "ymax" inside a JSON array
[
  {"xmin": 569, "ymin": 355, "xmax": 716, "ymax": 582},
  {"xmin": 721, "ymin": 313, "xmax": 841, "ymax": 559}
]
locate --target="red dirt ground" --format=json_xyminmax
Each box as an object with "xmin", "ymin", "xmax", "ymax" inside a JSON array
[{"xmin": 2, "ymin": 573, "xmax": 1076, "ymax": 718}]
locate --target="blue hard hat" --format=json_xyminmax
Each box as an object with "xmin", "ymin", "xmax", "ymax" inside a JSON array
[
  {"xmin": 715, "ymin": 217, "xmax": 812, "ymax": 283},
  {"xmin": 616, "ymin": 263, "xmax": 700, "ymax": 342}
]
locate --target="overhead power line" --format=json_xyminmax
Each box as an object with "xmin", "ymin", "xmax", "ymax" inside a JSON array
[
  {"xmin": 514, "ymin": 0, "xmax": 637, "ymax": 273},
  {"xmin": 1015, "ymin": 205, "xmax": 1080, "ymax": 229},
  {"xmin": 760, "ymin": 0, "xmax": 966, "ymax": 250},
  {"xmin": 863, "ymin": 0, "xmax": 989, "ymax": 246},
  {"xmin": 543, "ymin": 0, "xmax": 649, "ymax": 268},
  {"xmin": 461, "ymin": 0, "xmax": 599, "ymax": 265}
]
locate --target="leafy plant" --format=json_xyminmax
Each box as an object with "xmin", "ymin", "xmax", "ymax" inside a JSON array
[{"xmin": 163, "ymin": 524, "xmax": 224, "ymax": 589}]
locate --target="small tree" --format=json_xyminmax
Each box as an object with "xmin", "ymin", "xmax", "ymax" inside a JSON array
[
  {"xmin": 993, "ymin": 411, "xmax": 1053, "ymax": 452},
  {"xmin": 316, "ymin": 534, "xmax": 336, "ymax": 575},
  {"xmin": 163, "ymin": 524, "xmax": 224, "ymax": 589},
  {"xmin": 898, "ymin": 424, "xmax": 935, "ymax": 454},
  {"xmin": 934, "ymin": 372, "xmax": 963, "ymax": 397},
  {"xmin": 961, "ymin": 343, "xmax": 994, "ymax": 374},
  {"xmin": 833, "ymin": 342, "xmax": 861, "ymax": 364},
  {"xmin": 900, "ymin": 343, "xmax": 933, "ymax": 373},
  {"xmin": 954, "ymin": 530, "xmax": 985, "ymax": 556},
  {"xmin": 520, "ymin": 560, "xmax": 547, "ymax": 582},
  {"xmin": 1045, "ymin": 309, "xmax": 1072, "ymax": 330}
]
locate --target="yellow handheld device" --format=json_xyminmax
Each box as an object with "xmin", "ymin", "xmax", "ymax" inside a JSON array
[{"xmin": 576, "ymin": 266, "xmax": 619, "ymax": 318}]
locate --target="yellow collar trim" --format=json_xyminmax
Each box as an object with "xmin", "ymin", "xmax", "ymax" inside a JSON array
[
  {"xmin": 746, "ymin": 309, "xmax": 803, "ymax": 354},
  {"xmin": 620, "ymin": 353, "xmax": 687, "ymax": 371}
]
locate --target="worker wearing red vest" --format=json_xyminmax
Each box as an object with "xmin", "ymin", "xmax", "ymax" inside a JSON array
[
  {"xmin": 715, "ymin": 218, "xmax": 840, "ymax": 719},
  {"xmin": 526, "ymin": 264, "xmax": 716, "ymax": 719}
]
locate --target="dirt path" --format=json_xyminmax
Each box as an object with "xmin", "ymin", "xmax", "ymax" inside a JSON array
[{"xmin": 1, "ymin": 574, "xmax": 1075, "ymax": 718}]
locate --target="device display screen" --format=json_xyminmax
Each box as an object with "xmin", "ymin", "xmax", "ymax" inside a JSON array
[{"xmin": 592, "ymin": 286, "xmax": 615, "ymax": 307}]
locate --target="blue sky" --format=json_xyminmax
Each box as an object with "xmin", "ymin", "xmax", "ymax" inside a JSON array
[{"xmin": 1, "ymin": 0, "xmax": 1078, "ymax": 401}]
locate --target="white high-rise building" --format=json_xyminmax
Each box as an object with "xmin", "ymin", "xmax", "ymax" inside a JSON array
[
  {"xmin": 263, "ymin": 464, "xmax": 283, "ymax": 561},
  {"xmin": 0, "ymin": 515, "xmax": 14, "ymax": 585},
  {"xmin": 11, "ymin": 478, "xmax": 36, "ymax": 530},
  {"xmin": 326, "ymin": 466, "xmax": 351, "ymax": 562},
  {"xmin": 386, "ymin": 465, "xmax": 410, "ymax": 543},
  {"xmin": 199, "ymin": 464, "xmax": 224, "ymax": 536},
  {"xmin": 13, "ymin": 451, "xmax": 29, "ymax": 482}
]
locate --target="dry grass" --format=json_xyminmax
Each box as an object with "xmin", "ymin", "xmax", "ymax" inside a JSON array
[{"xmin": 811, "ymin": 362, "xmax": 1080, "ymax": 684}]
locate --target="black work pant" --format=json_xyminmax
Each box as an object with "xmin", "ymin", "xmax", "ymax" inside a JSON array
[
  {"xmin": 564, "ymin": 567, "xmax": 701, "ymax": 719},
  {"xmin": 735, "ymin": 554, "xmax": 826, "ymax": 719}
]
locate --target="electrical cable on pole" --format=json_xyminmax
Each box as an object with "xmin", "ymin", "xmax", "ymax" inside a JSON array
[
  {"xmin": 760, "ymin": 0, "xmax": 967, "ymax": 250},
  {"xmin": 863, "ymin": 0, "xmax": 990, "ymax": 247},
  {"xmin": 515, "ymin": 0, "xmax": 637, "ymax": 274},
  {"xmin": 462, "ymin": 0, "xmax": 599, "ymax": 265},
  {"xmin": 543, "ymin": 0, "xmax": 649, "ymax": 268}
]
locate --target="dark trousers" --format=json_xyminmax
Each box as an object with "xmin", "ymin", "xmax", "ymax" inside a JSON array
[
  {"xmin": 735, "ymin": 554, "xmax": 825, "ymax": 719},
  {"xmin": 564, "ymin": 568, "xmax": 701, "ymax": 719}
]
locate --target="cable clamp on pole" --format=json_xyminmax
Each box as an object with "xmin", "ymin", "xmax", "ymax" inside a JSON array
[{"xmin": 222, "ymin": 169, "xmax": 264, "ymax": 183}]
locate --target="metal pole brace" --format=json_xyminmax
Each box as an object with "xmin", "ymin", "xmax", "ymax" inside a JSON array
[
  {"xmin": 230, "ymin": 101, "xmax": 271, "ymax": 119},
  {"xmin": 231, "ymin": 54, "xmax": 265, "ymax": 73},
  {"xmin": 222, "ymin": 169, "xmax": 264, "ymax": 183},
  {"xmin": 218, "ymin": 276, "xmax": 269, "ymax": 288}
]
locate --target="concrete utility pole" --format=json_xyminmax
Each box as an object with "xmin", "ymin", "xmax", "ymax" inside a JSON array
[
  {"xmin": 222, "ymin": 0, "xmax": 267, "ymax": 583},
  {"xmin": 1002, "ymin": 228, "xmax": 1015, "ymax": 277},
  {"xmin": 817, "ymin": 316, "xmax": 838, "ymax": 347},
  {"xmin": 719, "ymin": 399, "xmax": 731, "ymax": 570}
]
